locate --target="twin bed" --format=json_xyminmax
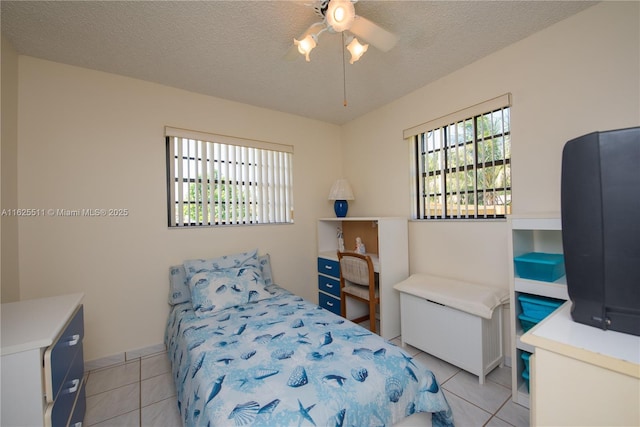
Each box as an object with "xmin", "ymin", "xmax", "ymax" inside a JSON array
[{"xmin": 165, "ymin": 249, "xmax": 454, "ymax": 426}]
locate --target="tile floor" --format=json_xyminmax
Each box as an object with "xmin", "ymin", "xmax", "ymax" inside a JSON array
[{"xmin": 83, "ymin": 340, "xmax": 530, "ymax": 427}]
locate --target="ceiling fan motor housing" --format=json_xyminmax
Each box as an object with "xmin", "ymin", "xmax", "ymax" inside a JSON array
[{"xmin": 316, "ymin": 0, "xmax": 356, "ymax": 33}]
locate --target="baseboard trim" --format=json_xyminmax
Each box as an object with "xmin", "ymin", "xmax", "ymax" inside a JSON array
[{"xmin": 84, "ymin": 342, "xmax": 166, "ymax": 372}]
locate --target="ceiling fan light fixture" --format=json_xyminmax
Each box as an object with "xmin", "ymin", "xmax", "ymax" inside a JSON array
[
  {"xmin": 346, "ymin": 36, "xmax": 368, "ymax": 64},
  {"xmin": 294, "ymin": 34, "xmax": 317, "ymax": 62},
  {"xmin": 326, "ymin": 0, "xmax": 355, "ymax": 33}
]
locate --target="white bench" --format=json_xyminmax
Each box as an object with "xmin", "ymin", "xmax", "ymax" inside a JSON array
[{"xmin": 394, "ymin": 274, "xmax": 508, "ymax": 384}]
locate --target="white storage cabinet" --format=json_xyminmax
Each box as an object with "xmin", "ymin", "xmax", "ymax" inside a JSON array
[
  {"xmin": 522, "ymin": 302, "xmax": 640, "ymax": 426},
  {"xmin": 399, "ymin": 293, "xmax": 502, "ymax": 384},
  {"xmin": 507, "ymin": 215, "xmax": 568, "ymax": 408},
  {"xmin": 1, "ymin": 293, "xmax": 86, "ymax": 427},
  {"xmin": 395, "ymin": 275, "xmax": 506, "ymax": 384}
]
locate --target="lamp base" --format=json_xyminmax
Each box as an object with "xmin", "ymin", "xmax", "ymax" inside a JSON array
[{"xmin": 334, "ymin": 200, "xmax": 349, "ymax": 217}]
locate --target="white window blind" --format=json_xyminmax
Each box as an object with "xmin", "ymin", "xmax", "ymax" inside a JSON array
[
  {"xmin": 404, "ymin": 94, "xmax": 512, "ymax": 219},
  {"xmin": 165, "ymin": 127, "xmax": 294, "ymax": 227}
]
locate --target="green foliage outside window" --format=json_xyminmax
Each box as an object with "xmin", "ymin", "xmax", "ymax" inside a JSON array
[{"xmin": 182, "ymin": 171, "xmax": 248, "ymax": 225}]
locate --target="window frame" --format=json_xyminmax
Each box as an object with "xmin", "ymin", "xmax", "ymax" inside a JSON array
[
  {"xmin": 165, "ymin": 127, "xmax": 294, "ymax": 227},
  {"xmin": 404, "ymin": 94, "xmax": 512, "ymax": 220}
]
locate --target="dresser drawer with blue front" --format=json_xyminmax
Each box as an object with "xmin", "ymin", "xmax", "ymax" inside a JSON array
[
  {"xmin": 0, "ymin": 293, "xmax": 84, "ymax": 427},
  {"xmin": 318, "ymin": 275, "xmax": 340, "ymax": 298},
  {"xmin": 318, "ymin": 257, "xmax": 340, "ymax": 278},
  {"xmin": 67, "ymin": 378, "xmax": 86, "ymax": 427},
  {"xmin": 318, "ymin": 292, "xmax": 341, "ymax": 315},
  {"xmin": 45, "ymin": 305, "xmax": 84, "ymax": 403},
  {"xmin": 46, "ymin": 347, "xmax": 84, "ymax": 427}
]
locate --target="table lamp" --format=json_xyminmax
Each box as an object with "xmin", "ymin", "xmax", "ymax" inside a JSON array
[{"xmin": 328, "ymin": 178, "xmax": 355, "ymax": 217}]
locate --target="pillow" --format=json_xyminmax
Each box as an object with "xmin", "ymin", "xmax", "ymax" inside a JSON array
[
  {"xmin": 168, "ymin": 265, "xmax": 190, "ymax": 305},
  {"xmin": 188, "ymin": 265, "xmax": 271, "ymax": 317},
  {"xmin": 183, "ymin": 248, "xmax": 259, "ymax": 281},
  {"xmin": 169, "ymin": 249, "xmax": 263, "ymax": 306},
  {"xmin": 258, "ymin": 253, "xmax": 274, "ymax": 286}
]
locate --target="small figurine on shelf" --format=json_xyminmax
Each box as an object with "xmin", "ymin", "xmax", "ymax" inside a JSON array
[
  {"xmin": 355, "ymin": 237, "xmax": 366, "ymax": 254},
  {"xmin": 337, "ymin": 227, "xmax": 345, "ymax": 252}
]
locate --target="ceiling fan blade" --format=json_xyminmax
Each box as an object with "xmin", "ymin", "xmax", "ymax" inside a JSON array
[
  {"xmin": 349, "ymin": 15, "xmax": 398, "ymax": 52},
  {"xmin": 284, "ymin": 22, "xmax": 325, "ymax": 61},
  {"xmin": 284, "ymin": 43, "xmax": 302, "ymax": 62}
]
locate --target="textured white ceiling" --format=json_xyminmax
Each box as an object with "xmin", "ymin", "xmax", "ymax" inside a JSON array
[{"xmin": 1, "ymin": 0, "xmax": 596, "ymax": 124}]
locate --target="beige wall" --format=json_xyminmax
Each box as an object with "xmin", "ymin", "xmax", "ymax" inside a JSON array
[
  {"xmin": 344, "ymin": 0, "xmax": 639, "ymax": 280},
  {"xmin": 15, "ymin": 58, "xmax": 342, "ymax": 361},
  {"xmin": 341, "ymin": 2, "xmax": 639, "ymax": 352},
  {"xmin": 6, "ymin": 1, "xmax": 640, "ymax": 362},
  {"xmin": 1, "ymin": 35, "xmax": 20, "ymax": 303}
]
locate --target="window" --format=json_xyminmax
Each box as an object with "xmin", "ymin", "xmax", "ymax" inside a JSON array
[
  {"xmin": 165, "ymin": 127, "xmax": 294, "ymax": 227},
  {"xmin": 404, "ymin": 94, "xmax": 512, "ymax": 220}
]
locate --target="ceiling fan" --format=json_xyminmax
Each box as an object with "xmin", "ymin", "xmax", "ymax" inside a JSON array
[{"xmin": 287, "ymin": 0, "xmax": 399, "ymax": 64}]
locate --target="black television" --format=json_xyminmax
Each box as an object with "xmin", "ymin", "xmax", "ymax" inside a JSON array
[{"xmin": 561, "ymin": 126, "xmax": 640, "ymax": 336}]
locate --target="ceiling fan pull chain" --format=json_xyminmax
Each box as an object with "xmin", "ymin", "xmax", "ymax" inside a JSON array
[{"xmin": 342, "ymin": 31, "xmax": 348, "ymax": 107}]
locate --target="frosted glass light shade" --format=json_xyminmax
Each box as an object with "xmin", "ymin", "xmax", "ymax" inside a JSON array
[
  {"xmin": 326, "ymin": 0, "xmax": 356, "ymax": 33},
  {"xmin": 294, "ymin": 34, "xmax": 317, "ymax": 62},
  {"xmin": 346, "ymin": 37, "xmax": 368, "ymax": 64},
  {"xmin": 328, "ymin": 179, "xmax": 355, "ymax": 200}
]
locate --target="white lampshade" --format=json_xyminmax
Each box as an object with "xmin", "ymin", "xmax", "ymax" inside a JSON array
[
  {"xmin": 326, "ymin": 0, "xmax": 356, "ymax": 33},
  {"xmin": 328, "ymin": 178, "xmax": 355, "ymax": 200},
  {"xmin": 346, "ymin": 36, "xmax": 368, "ymax": 64},
  {"xmin": 294, "ymin": 34, "xmax": 317, "ymax": 62}
]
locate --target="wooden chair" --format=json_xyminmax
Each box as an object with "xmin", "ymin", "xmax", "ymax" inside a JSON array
[{"xmin": 337, "ymin": 251, "xmax": 379, "ymax": 334}]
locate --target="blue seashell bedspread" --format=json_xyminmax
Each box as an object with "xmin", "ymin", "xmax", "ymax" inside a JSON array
[{"xmin": 165, "ymin": 284, "xmax": 454, "ymax": 427}]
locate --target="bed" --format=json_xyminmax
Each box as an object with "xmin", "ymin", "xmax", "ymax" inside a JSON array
[{"xmin": 165, "ymin": 249, "xmax": 454, "ymax": 427}]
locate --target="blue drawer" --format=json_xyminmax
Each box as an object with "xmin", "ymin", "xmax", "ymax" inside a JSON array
[
  {"xmin": 47, "ymin": 346, "xmax": 84, "ymax": 427},
  {"xmin": 46, "ymin": 305, "xmax": 84, "ymax": 403},
  {"xmin": 318, "ymin": 257, "xmax": 340, "ymax": 278},
  {"xmin": 68, "ymin": 378, "xmax": 86, "ymax": 427},
  {"xmin": 318, "ymin": 275, "xmax": 340, "ymax": 298},
  {"xmin": 319, "ymin": 292, "xmax": 341, "ymax": 315}
]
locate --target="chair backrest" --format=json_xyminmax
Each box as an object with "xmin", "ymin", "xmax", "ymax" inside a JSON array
[{"xmin": 337, "ymin": 252, "xmax": 374, "ymax": 287}]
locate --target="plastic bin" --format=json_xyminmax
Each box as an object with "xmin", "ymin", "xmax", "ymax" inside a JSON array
[
  {"xmin": 514, "ymin": 252, "xmax": 565, "ymax": 282},
  {"xmin": 518, "ymin": 294, "xmax": 564, "ymax": 320},
  {"xmin": 522, "ymin": 368, "xmax": 530, "ymax": 392},
  {"xmin": 518, "ymin": 313, "xmax": 539, "ymax": 332},
  {"xmin": 521, "ymin": 351, "xmax": 531, "ymax": 372}
]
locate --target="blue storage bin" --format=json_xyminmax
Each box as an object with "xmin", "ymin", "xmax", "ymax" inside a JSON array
[
  {"xmin": 514, "ymin": 252, "xmax": 565, "ymax": 282},
  {"xmin": 518, "ymin": 313, "xmax": 538, "ymax": 332},
  {"xmin": 522, "ymin": 368, "xmax": 530, "ymax": 392},
  {"xmin": 518, "ymin": 294, "xmax": 563, "ymax": 321},
  {"xmin": 521, "ymin": 351, "xmax": 531, "ymax": 372}
]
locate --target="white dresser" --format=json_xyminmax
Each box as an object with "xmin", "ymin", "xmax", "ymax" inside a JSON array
[
  {"xmin": 521, "ymin": 302, "xmax": 640, "ymax": 426},
  {"xmin": 1, "ymin": 293, "xmax": 86, "ymax": 427}
]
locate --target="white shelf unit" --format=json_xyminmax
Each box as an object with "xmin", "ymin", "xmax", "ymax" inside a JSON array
[
  {"xmin": 507, "ymin": 215, "xmax": 569, "ymax": 408},
  {"xmin": 316, "ymin": 217, "xmax": 408, "ymax": 339}
]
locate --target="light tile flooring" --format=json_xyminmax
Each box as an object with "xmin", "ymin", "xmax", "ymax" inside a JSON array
[{"xmin": 84, "ymin": 340, "xmax": 530, "ymax": 427}]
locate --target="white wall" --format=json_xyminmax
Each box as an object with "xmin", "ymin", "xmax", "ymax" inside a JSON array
[
  {"xmin": 11, "ymin": 1, "xmax": 640, "ymax": 362},
  {"xmin": 341, "ymin": 2, "xmax": 639, "ymax": 351},
  {"xmin": 1, "ymin": 35, "xmax": 20, "ymax": 303},
  {"xmin": 16, "ymin": 58, "xmax": 342, "ymax": 361}
]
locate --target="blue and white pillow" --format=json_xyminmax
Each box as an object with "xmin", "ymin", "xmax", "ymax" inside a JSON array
[
  {"xmin": 168, "ymin": 265, "xmax": 190, "ymax": 305},
  {"xmin": 183, "ymin": 249, "xmax": 259, "ymax": 282},
  {"xmin": 188, "ymin": 265, "xmax": 271, "ymax": 317},
  {"xmin": 258, "ymin": 254, "xmax": 274, "ymax": 286},
  {"xmin": 168, "ymin": 250, "xmax": 274, "ymax": 306}
]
